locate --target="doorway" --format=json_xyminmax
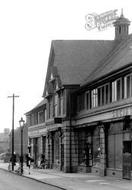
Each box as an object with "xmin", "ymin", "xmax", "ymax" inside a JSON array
[{"xmin": 123, "ymin": 141, "xmax": 131, "ymax": 179}]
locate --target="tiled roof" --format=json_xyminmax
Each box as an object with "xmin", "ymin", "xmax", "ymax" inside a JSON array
[
  {"xmin": 82, "ymin": 35, "xmax": 132, "ymax": 85},
  {"xmin": 52, "ymin": 40, "xmax": 115, "ymax": 85}
]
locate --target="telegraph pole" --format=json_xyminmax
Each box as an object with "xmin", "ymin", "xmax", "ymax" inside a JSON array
[{"xmin": 8, "ymin": 94, "xmax": 19, "ymax": 171}]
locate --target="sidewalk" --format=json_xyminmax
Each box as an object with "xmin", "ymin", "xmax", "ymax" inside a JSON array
[{"xmin": 0, "ymin": 162, "xmax": 132, "ymax": 190}]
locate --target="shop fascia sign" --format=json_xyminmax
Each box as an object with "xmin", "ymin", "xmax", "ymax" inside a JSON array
[{"xmin": 112, "ymin": 107, "xmax": 132, "ymax": 118}]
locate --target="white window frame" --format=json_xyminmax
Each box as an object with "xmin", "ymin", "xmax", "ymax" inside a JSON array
[
  {"xmin": 112, "ymin": 80, "xmax": 117, "ymax": 102},
  {"xmin": 97, "ymin": 83, "xmax": 110, "ymax": 106},
  {"xmin": 91, "ymin": 88, "xmax": 98, "ymax": 108}
]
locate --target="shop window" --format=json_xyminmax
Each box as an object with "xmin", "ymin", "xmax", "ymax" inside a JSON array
[
  {"xmin": 93, "ymin": 127, "xmax": 100, "ymax": 166},
  {"xmin": 54, "ymin": 133, "xmax": 60, "ymax": 163},
  {"xmin": 78, "ymin": 131, "xmax": 92, "ymax": 166}
]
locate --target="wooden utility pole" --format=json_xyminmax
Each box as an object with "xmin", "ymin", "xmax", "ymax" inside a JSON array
[{"xmin": 8, "ymin": 94, "xmax": 19, "ymax": 171}]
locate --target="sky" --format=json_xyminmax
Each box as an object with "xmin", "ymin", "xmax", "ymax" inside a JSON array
[{"xmin": 0, "ymin": 0, "xmax": 132, "ymax": 132}]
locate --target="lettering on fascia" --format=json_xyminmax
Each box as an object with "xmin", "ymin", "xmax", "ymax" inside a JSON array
[{"xmin": 112, "ymin": 108, "xmax": 131, "ymax": 118}]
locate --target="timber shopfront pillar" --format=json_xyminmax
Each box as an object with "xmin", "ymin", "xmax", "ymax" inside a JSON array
[{"xmin": 99, "ymin": 124, "xmax": 106, "ymax": 176}]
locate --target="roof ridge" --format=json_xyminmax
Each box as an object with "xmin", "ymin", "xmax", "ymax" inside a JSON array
[{"xmin": 53, "ymin": 39, "xmax": 113, "ymax": 42}]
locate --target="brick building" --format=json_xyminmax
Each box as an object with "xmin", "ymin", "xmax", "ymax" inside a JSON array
[{"xmin": 26, "ymin": 13, "xmax": 132, "ymax": 179}]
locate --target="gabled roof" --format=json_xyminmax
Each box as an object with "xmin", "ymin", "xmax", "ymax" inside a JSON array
[
  {"xmin": 43, "ymin": 40, "xmax": 115, "ymax": 96},
  {"xmin": 82, "ymin": 35, "xmax": 132, "ymax": 85},
  {"xmin": 53, "ymin": 40, "xmax": 115, "ymax": 84}
]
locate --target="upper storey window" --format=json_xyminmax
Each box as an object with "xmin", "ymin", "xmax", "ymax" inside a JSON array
[
  {"xmin": 54, "ymin": 94, "xmax": 58, "ymax": 117},
  {"xmin": 48, "ymin": 96, "xmax": 53, "ymax": 119},
  {"xmin": 124, "ymin": 74, "xmax": 132, "ymax": 98},
  {"xmin": 77, "ymin": 72, "xmax": 132, "ymax": 114},
  {"xmin": 91, "ymin": 89, "xmax": 98, "ymax": 108},
  {"xmin": 98, "ymin": 84, "xmax": 110, "ymax": 106},
  {"xmin": 38, "ymin": 109, "xmax": 46, "ymax": 123},
  {"xmin": 112, "ymin": 78, "xmax": 122, "ymax": 102},
  {"xmin": 58, "ymin": 91, "xmax": 64, "ymax": 116}
]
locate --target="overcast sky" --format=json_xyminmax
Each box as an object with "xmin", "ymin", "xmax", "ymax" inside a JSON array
[{"xmin": 0, "ymin": 0, "xmax": 132, "ymax": 132}]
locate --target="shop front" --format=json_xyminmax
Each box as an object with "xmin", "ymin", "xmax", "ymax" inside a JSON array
[
  {"xmin": 47, "ymin": 128, "xmax": 64, "ymax": 171},
  {"xmin": 75, "ymin": 107, "xmax": 132, "ymax": 179}
]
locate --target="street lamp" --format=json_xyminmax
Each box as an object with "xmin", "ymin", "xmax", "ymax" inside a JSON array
[{"xmin": 19, "ymin": 117, "xmax": 25, "ymax": 175}]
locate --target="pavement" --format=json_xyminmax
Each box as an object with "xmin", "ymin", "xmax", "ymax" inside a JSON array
[{"xmin": 0, "ymin": 162, "xmax": 132, "ymax": 190}]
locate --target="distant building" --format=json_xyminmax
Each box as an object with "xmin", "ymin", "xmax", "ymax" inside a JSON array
[
  {"xmin": 26, "ymin": 100, "xmax": 46, "ymax": 166},
  {"xmin": 9, "ymin": 126, "xmax": 28, "ymax": 158},
  {"xmin": 26, "ymin": 13, "xmax": 132, "ymax": 180},
  {"xmin": 0, "ymin": 128, "xmax": 10, "ymax": 154}
]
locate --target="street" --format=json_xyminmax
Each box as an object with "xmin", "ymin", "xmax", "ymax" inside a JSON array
[
  {"xmin": 0, "ymin": 170, "xmax": 61, "ymax": 190},
  {"xmin": 1, "ymin": 164, "xmax": 132, "ymax": 190}
]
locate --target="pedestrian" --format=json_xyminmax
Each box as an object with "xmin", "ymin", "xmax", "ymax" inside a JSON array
[
  {"xmin": 26, "ymin": 153, "xmax": 31, "ymax": 174},
  {"xmin": 40, "ymin": 154, "xmax": 46, "ymax": 169}
]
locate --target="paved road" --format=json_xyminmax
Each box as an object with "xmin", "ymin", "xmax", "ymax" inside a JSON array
[{"xmin": 0, "ymin": 170, "xmax": 61, "ymax": 190}]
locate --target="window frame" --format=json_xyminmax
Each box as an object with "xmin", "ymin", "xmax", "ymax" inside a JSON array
[
  {"xmin": 91, "ymin": 88, "xmax": 98, "ymax": 108},
  {"xmin": 97, "ymin": 83, "xmax": 110, "ymax": 106},
  {"xmin": 124, "ymin": 74, "xmax": 132, "ymax": 99}
]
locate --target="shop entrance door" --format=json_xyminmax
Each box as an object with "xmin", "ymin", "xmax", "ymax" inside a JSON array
[{"xmin": 123, "ymin": 141, "xmax": 131, "ymax": 179}]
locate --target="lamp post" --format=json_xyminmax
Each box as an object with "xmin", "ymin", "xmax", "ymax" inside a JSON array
[{"xmin": 19, "ymin": 117, "xmax": 25, "ymax": 175}]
